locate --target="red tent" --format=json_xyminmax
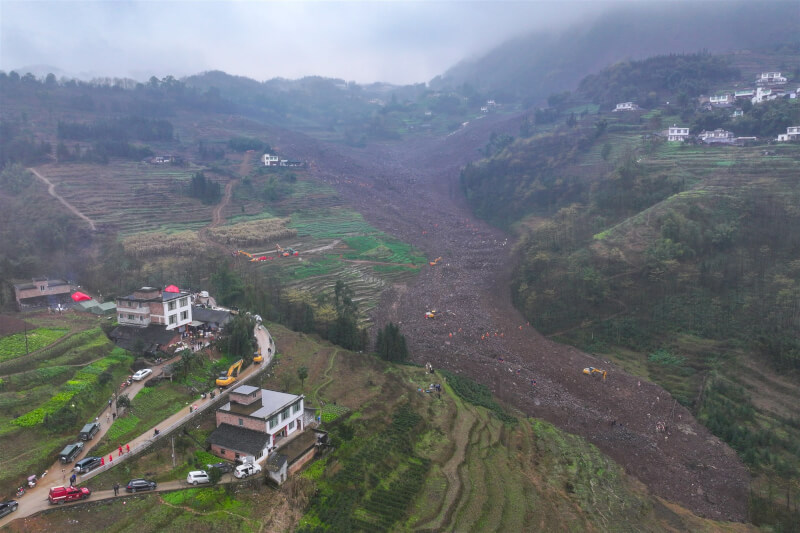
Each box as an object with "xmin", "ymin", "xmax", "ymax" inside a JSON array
[
  {"xmin": 164, "ymin": 285, "xmax": 180, "ymax": 293},
  {"xmin": 71, "ymin": 292, "xmax": 92, "ymax": 302}
]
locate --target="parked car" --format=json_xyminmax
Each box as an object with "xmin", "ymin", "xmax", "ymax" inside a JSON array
[
  {"xmin": 0, "ymin": 500, "xmax": 18, "ymax": 518},
  {"xmin": 78, "ymin": 422, "xmax": 100, "ymax": 441},
  {"xmin": 48, "ymin": 486, "xmax": 90, "ymax": 504},
  {"xmin": 125, "ymin": 478, "xmax": 157, "ymax": 492},
  {"xmin": 234, "ymin": 462, "xmax": 262, "ymax": 479},
  {"xmin": 186, "ymin": 471, "xmax": 210, "ymax": 485},
  {"xmin": 74, "ymin": 456, "xmax": 103, "ymax": 474},
  {"xmin": 206, "ymin": 461, "xmax": 233, "ymax": 474},
  {"xmin": 132, "ymin": 368, "xmax": 152, "ymax": 381},
  {"xmin": 58, "ymin": 442, "xmax": 84, "ymax": 463}
]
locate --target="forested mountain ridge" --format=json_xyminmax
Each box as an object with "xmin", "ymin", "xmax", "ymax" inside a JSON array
[
  {"xmin": 459, "ymin": 49, "xmax": 800, "ymax": 529},
  {"xmin": 435, "ymin": 2, "xmax": 800, "ymax": 106}
]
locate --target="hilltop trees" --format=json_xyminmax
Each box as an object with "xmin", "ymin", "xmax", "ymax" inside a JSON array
[{"xmin": 375, "ymin": 323, "xmax": 408, "ymax": 362}]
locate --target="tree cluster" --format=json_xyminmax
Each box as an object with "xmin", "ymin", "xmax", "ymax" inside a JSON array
[
  {"xmin": 187, "ymin": 172, "xmax": 222, "ymax": 204},
  {"xmin": 375, "ymin": 323, "xmax": 408, "ymax": 362},
  {"xmin": 577, "ymin": 53, "xmax": 740, "ymax": 109},
  {"xmin": 57, "ymin": 116, "xmax": 174, "ymax": 142}
]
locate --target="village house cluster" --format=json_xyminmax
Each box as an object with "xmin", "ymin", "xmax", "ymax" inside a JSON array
[{"xmin": 614, "ymin": 71, "xmax": 799, "ymax": 145}]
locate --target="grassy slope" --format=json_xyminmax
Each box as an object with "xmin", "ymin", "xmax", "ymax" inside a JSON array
[{"xmin": 12, "ymin": 324, "xmax": 756, "ymax": 531}]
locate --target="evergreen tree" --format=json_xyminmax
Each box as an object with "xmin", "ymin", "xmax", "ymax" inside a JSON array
[{"xmin": 376, "ymin": 322, "xmax": 408, "ymax": 362}]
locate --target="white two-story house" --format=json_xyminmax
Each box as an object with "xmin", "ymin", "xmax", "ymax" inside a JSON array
[
  {"xmin": 116, "ymin": 286, "xmax": 192, "ymax": 330},
  {"xmin": 668, "ymin": 126, "xmax": 690, "ymax": 142}
]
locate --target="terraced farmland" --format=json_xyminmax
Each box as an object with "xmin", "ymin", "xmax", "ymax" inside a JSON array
[{"xmin": 31, "ymin": 162, "xmax": 217, "ymax": 234}]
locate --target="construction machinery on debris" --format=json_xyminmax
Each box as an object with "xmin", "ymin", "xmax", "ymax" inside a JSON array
[
  {"xmin": 216, "ymin": 359, "xmax": 244, "ymax": 387},
  {"xmin": 583, "ymin": 367, "xmax": 607, "ymax": 380},
  {"xmin": 429, "ymin": 257, "xmax": 442, "ymax": 266},
  {"xmin": 425, "ymin": 310, "xmax": 437, "ymax": 319},
  {"xmin": 275, "ymin": 244, "xmax": 299, "ymax": 257}
]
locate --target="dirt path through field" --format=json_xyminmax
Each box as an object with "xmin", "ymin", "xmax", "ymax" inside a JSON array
[
  {"xmin": 28, "ymin": 167, "xmax": 96, "ymax": 231},
  {"xmin": 257, "ymin": 115, "xmax": 750, "ymax": 521}
]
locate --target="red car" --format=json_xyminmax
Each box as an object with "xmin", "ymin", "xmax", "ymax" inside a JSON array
[{"xmin": 48, "ymin": 485, "xmax": 91, "ymax": 504}]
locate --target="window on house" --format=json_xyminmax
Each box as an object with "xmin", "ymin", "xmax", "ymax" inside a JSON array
[
  {"xmin": 169, "ymin": 315, "xmax": 177, "ymax": 325},
  {"xmin": 128, "ymin": 314, "xmax": 135, "ymax": 320},
  {"xmin": 238, "ymin": 418, "xmax": 243, "ymax": 426},
  {"xmin": 288, "ymin": 420, "xmax": 295, "ymax": 430},
  {"xmin": 179, "ymin": 297, "xmax": 188, "ymax": 307},
  {"xmin": 269, "ymin": 416, "xmax": 278, "ymax": 429},
  {"xmin": 168, "ymin": 301, "xmax": 176, "ymax": 311},
  {"xmin": 118, "ymin": 314, "xmax": 123, "ymax": 320},
  {"xmin": 181, "ymin": 311, "xmax": 188, "ymax": 321},
  {"xmin": 282, "ymin": 408, "xmax": 290, "ymax": 421},
  {"xmin": 292, "ymin": 402, "xmax": 300, "ymax": 414},
  {"xmin": 40, "ymin": 285, "xmax": 46, "ymax": 291},
  {"xmin": 235, "ymin": 452, "xmax": 240, "ymax": 459},
  {"xmin": 221, "ymin": 448, "xmax": 226, "ymax": 455}
]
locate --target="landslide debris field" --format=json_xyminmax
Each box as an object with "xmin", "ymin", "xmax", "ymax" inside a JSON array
[{"xmin": 256, "ymin": 112, "xmax": 751, "ymax": 522}]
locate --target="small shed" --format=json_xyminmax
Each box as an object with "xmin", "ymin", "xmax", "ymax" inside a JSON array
[
  {"xmin": 265, "ymin": 453, "xmax": 288, "ymax": 485},
  {"xmin": 91, "ymin": 301, "xmax": 117, "ymax": 315}
]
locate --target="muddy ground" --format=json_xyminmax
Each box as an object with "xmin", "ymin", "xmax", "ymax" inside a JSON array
[{"xmin": 257, "ymin": 113, "xmax": 750, "ymax": 522}]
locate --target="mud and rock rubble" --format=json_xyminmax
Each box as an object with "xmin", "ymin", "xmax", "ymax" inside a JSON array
[{"xmin": 260, "ymin": 114, "xmax": 750, "ymax": 522}]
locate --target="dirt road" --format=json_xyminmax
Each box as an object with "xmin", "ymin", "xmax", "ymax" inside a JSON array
[
  {"xmin": 28, "ymin": 167, "xmax": 97, "ymax": 231},
  {"xmin": 255, "ymin": 115, "xmax": 750, "ymax": 521}
]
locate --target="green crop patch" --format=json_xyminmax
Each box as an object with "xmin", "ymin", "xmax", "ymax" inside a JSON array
[{"xmin": 0, "ymin": 327, "xmax": 68, "ymax": 361}]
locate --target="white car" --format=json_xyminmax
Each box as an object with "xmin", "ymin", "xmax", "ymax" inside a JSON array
[
  {"xmin": 131, "ymin": 368, "xmax": 152, "ymax": 381},
  {"xmin": 187, "ymin": 471, "xmax": 210, "ymax": 485},
  {"xmin": 233, "ymin": 462, "xmax": 262, "ymax": 479}
]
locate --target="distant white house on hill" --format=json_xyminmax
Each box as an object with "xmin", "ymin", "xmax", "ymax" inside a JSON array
[
  {"xmin": 614, "ymin": 102, "xmax": 640, "ymax": 112},
  {"xmin": 667, "ymin": 126, "xmax": 690, "ymax": 142},
  {"xmin": 756, "ymin": 72, "xmax": 787, "ymax": 86},
  {"xmin": 776, "ymin": 126, "xmax": 800, "ymax": 142},
  {"xmin": 698, "ymin": 129, "xmax": 735, "ymax": 144},
  {"xmin": 262, "ymin": 153, "xmax": 303, "ymax": 168},
  {"xmin": 709, "ymin": 94, "xmax": 733, "ymax": 106}
]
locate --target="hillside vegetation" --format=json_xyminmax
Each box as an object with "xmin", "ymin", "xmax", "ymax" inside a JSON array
[
  {"xmin": 459, "ymin": 50, "xmax": 800, "ymax": 529},
  {"xmin": 14, "ymin": 324, "xmax": 755, "ymax": 532}
]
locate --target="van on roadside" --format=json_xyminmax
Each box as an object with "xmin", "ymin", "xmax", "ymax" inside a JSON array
[
  {"xmin": 58, "ymin": 442, "xmax": 84, "ymax": 463},
  {"xmin": 78, "ymin": 422, "xmax": 100, "ymax": 441},
  {"xmin": 74, "ymin": 456, "xmax": 102, "ymax": 474}
]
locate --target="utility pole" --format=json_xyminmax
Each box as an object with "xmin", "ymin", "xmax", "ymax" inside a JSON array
[
  {"xmin": 24, "ymin": 324, "xmax": 29, "ymax": 355},
  {"xmin": 171, "ymin": 436, "xmax": 176, "ymax": 468}
]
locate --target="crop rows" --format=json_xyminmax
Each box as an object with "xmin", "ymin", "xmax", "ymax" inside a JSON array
[
  {"xmin": 122, "ymin": 230, "xmax": 208, "ymax": 257},
  {"xmin": 35, "ymin": 162, "xmax": 213, "ymax": 234},
  {"xmin": 0, "ymin": 327, "xmax": 68, "ymax": 362}
]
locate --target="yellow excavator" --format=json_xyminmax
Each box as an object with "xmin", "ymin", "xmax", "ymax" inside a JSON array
[
  {"xmin": 425, "ymin": 310, "xmax": 437, "ymax": 319},
  {"xmin": 429, "ymin": 257, "xmax": 442, "ymax": 266},
  {"xmin": 583, "ymin": 367, "xmax": 607, "ymax": 380},
  {"xmin": 216, "ymin": 359, "xmax": 244, "ymax": 387}
]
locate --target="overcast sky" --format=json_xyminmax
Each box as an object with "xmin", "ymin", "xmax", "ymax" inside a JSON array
[{"xmin": 0, "ymin": 1, "xmax": 606, "ymax": 84}]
